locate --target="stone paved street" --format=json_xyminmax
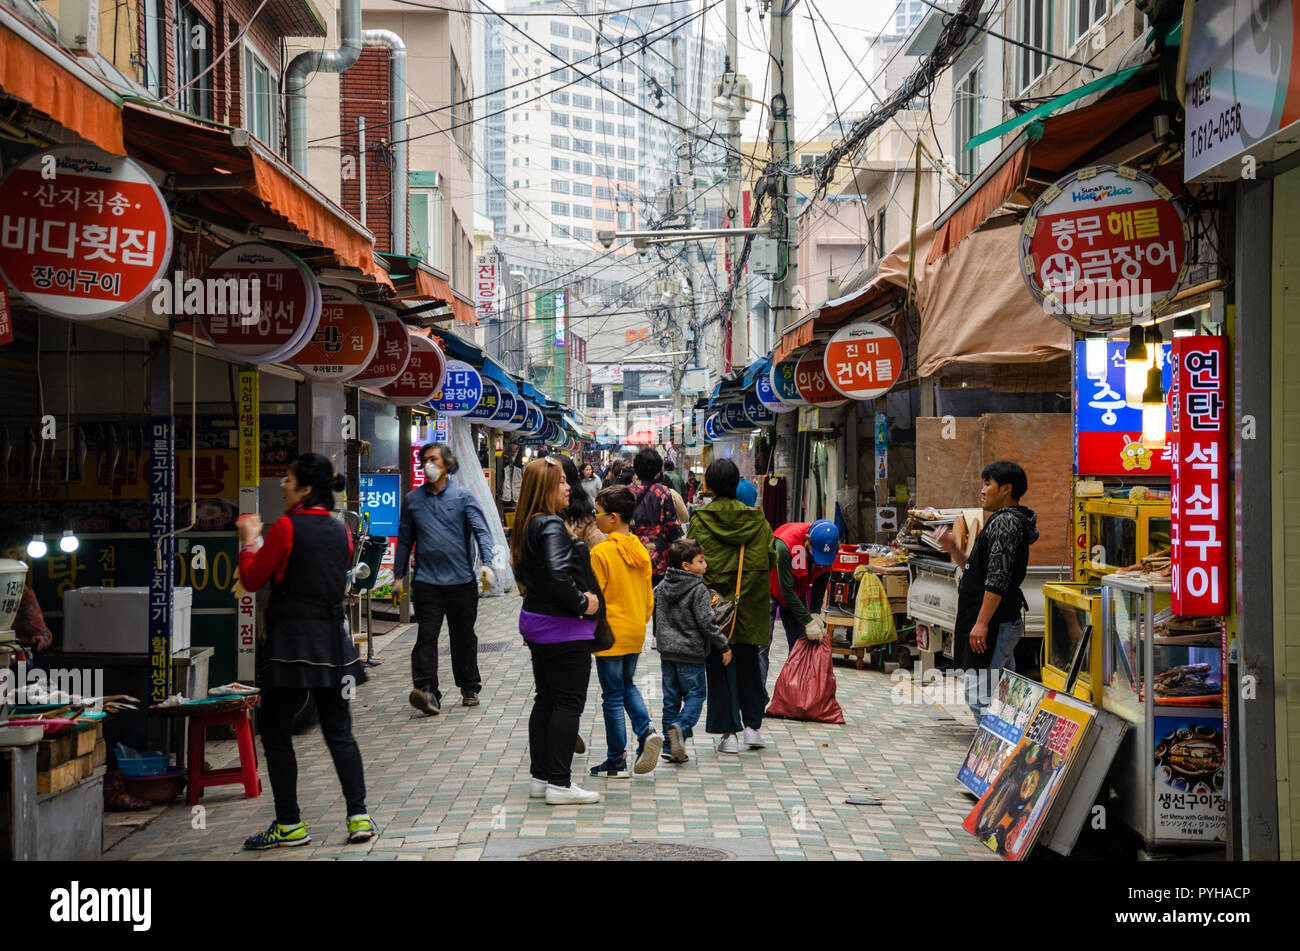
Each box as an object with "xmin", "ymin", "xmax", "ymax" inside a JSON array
[{"xmin": 107, "ymin": 591, "xmax": 998, "ymax": 861}]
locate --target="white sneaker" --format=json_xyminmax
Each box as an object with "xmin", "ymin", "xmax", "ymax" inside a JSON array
[
  {"xmin": 715, "ymin": 734, "xmax": 741, "ymax": 754},
  {"xmin": 545, "ymin": 781, "xmax": 601, "ymax": 805},
  {"xmin": 743, "ymin": 727, "xmax": 767, "ymax": 749},
  {"xmin": 530, "ymin": 777, "xmax": 548, "ymax": 799}
]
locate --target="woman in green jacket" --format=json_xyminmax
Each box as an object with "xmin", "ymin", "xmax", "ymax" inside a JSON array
[{"xmin": 687, "ymin": 458, "xmax": 777, "ymax": 754}]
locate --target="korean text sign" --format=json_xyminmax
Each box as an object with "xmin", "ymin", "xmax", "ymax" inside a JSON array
[
  {"xmin": 1074, "ymin": 339, "xmax": 1172, "ymax": 476},
  {"xmin": 1171, "ymin": 336, "xmax": 1228, "ymax": 616},
  {"xmin": 823, "ymin": 320, "xmax": 902, "ymax": 400},
  {"xmin": 475, "ymin": 258, "xmax": 498, "ymax": 321}
]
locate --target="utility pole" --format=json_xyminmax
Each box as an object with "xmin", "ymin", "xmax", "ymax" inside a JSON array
[
  {"xmin": 671, "ymin": 34, "xmax": 695, "ymax": 441},
  {"xmin": 769, "ymin": 0, "xmax": 798, "ymax": 343},
  {"xmin": 725, "ymin": 0, "xmax": 749, "ymax": 370}
]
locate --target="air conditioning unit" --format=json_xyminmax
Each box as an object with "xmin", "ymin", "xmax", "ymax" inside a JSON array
[{"xmin": 59, "ymin": 0, "xmax": 99, "ymax": 54}]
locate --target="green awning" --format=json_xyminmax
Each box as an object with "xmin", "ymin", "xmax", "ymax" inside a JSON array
[{"xmin": 963, "ymin": 65, "xmax": 1144, "ymax": 152}]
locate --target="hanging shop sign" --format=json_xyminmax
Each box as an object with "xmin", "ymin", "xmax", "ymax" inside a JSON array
[
  {"xmin": 713, "ymin": 408, "xmax": 736, "ymax": 435},
  {"xmin": 379, "ymin": 334, "xmax": 447, "ymax": 405},
  {"xmin": 794, "ymin": 347, "xmax": 849, "ymax": 408},
  {"xmin": 195, "ymin": 243, "xmax": 321, "ymax": 364},
  {"xmin": 1074, "ymin": 339, "xmax": 1172, "ymax": 476},
  {"xmin": 290, "ymin": 286, "xmax": 379, "ymax": 381},
  {"xmin": 1184, "ymin": 0, "xmax": 1300, "ymax": 182},
  {"xmin": 755, "ymin": 368, "xmax": 795, "ymax": 413},
  {"xmin": 491, "ymin": 388, "xmax": 522, "ymax": 431},
  {"xmin": 0, "ymin": 286, "xmax": 12, "ymax": 346},
  {"xmin": 824, "ymin": 320, "xmax": 903, "ymax": 400},
  {"xmin": 431, "ymin": 360, "xmax": 484, "ymax": 417},
  {"xmin": 475, "ymin": 257, "xmax": 498, "ymax": 321},
  {"xmin": 359, "ymin": 473, "xmax": 401, "ymax": 538},
  {"xmin": 0, "ymin": 146, "xmax": 174, "ymax": 321},
  {"xmin": 1170, "ymin": 336, "xmax": 1228, "ymax": 617},
  {"xmin": 507, "ymin": 395, "xmax": 529, "ymax": 431},
  {"xmin": 723, "ymin": 401, "xmax": 750, "ymax": 432},
  {"xmin": 1019, "ymin": 165, "xmax": 1190, "ymax": 331},
  {"xmin": 353, "ymin": 309, "xmax": 412, "ymax": 388},
  {"xmin": 703, "ymin": 414, "xmax": 720, "ymax": 442},
  {"xmin": 769, "ymin": 356, "xmax": 808, "ymax": 406},
  {"xmin": 743, "ymin": 390, "xmax": 775, "ymax": 427},
  {"xmin": 465, "ymin": 379, "xmax": 502, "ymax": 422},
  {"xmin": 521, "ymin": 402, "xmax": 546, "ymax": 436}
]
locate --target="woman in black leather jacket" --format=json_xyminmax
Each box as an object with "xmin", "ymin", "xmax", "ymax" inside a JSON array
[{"xmin": 509, "ymin": 456, "xmax": 603, "ymax": 805}]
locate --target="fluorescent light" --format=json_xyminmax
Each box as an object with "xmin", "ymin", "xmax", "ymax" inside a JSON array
[{"xmin": 1084, "ymin": 334, "xmax": 1107, "ymax": 380}]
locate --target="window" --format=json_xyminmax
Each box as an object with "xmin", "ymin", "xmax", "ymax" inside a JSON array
[
  {"xmin": 552, "ymin": 157, "xmax": 570, "ymax": 171},
  {"xmin": 552, "ymin": 224, "xmax": 571, "ymax": 238},
  {"xmin": 954, "ymin": 62, "xmax": 983, "ymax": 181},
  {"xmin": 452, "ymin": 213, "xmax": 462, "ymax": 289},
  {"xmin": 595, "ymin": 185, "xmax": 614, "ymax": 200},
  {"xmin": 409, "ymin": 179, "xmax": 446, "ymax": 270},
  {"xmin": 243, "ymin": 47, "xmax": 279, "ymax": 147},
  {"xmin": 573, "ymin": 116, "xmax": 593, "ymax": 132},
  {"xmin": 513, "ymin": 225, "xmax": 521, "ymax": 233},
  {"xmin": 551, "ymin": 134, "xmax": 569, "ymax": 149},
  {"xmin": 512, "ymin": 157, "xmax": 519, "ymax": 167},
  {"xmin": 573, "ymin": 160, "xmax": 592, "ymax": 176},
  {"xmin": 552, "ymin": 113, "xmax": 569, "ymax": 127},
  {"xmin": 875, "ymin": 209, "xmax": 886, "ymax": 260},
  {"xmin": 595, "ymin": 207, "xmax": 615, "ymax": 222},
  {"xmin": 551, "ymin": 68, "xmax": 570, "ymax": 82},
  {"xmin": 572, "ymin": 94, "xmax": 593, "ymax": 110},
  {"xmin": 799, "ymin": 152, "xmax": 824, "ymax": 168},
  {"xmin": 618, "ymin": 168, "xmax": 634, "ymax": 182},
  {"xmin": 143, "ymin": 0, "xmax": 167, "ymax": 95},
  {"xmin": 550, "ymin": 21, "xmax": 569, "ymax": 37},
  {"xmin": 552, "ymin": 180, "xmax": 570, "ymax": 193},
  {"xmin": 174, "ymin": 2, "xmax": 213, "ymax": 118},
  {"xmin": 618, "ymin": 211, "xmax": 631, "ymax": 228},
  {"xmin": 551, "ymin": 44, "xmax": 569, "ymax": 60},
  {"xmin": 571, "ymin": 26, "xmax": 592, "ymax": 43},
  {"xmin": 594, "ymin": 120, "xmax": 613, "ymax": 135},
  {"xmin": 1071, "ymin": 0, "xmax": 1108, "ymax": 47},
  {"xmin": 572, "ymin": 204, "xmax": 591, "ymax": 219},
  {"xmin": 596, "ymin": 163, "xmax": 613, "ymax": 178},
  {"xmin": 553, "ymin": 91, "xmax": 569, "ymax": 105},
  {"xmin": 619, "ymin": 124, "xmax": 634, "ymax": 137},
  {"xmin": 552, "ymin": 202, "xmax": 570, "ymax": 216},
  {"xmin": 1018, "ymin": 0, "xmax": 1049, "ymax": 90},
  {"xmin": 617, "ymin": 146, "xmax": 635, "ymax": 161},
  {"xmin": 573, "ymin": 227, "xmax": 592, "ymax": 243},
  {"xmin": 512, "ymin": 135, "xmax": 520, "ymax": 144},
  {"xmin": 572, "ymin": 182, "xmax": 592, "ymax": 197},
  {"xmin": 572, "ymin": 138, "xmax": 592, "ymax": 154}
]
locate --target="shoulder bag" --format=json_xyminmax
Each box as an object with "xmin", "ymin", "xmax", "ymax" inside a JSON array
[{"xmin": 705, "ymin": 545, "xmax": 746, "ymax": 642}]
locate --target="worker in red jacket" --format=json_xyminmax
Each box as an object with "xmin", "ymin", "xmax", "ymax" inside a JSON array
[{"xmin": 768, "ymin": 519, "xmax": 840, "ymax": 650}]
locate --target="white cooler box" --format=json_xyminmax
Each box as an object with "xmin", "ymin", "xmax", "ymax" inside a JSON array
[{"xmin": 62, "ymin": 587, "xmax": 193, "ymax": 654}]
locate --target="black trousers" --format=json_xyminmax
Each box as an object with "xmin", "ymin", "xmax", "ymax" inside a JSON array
[
  {"xmin": 411, "ymin": 580, "xmax": 481, "ymax": 701},
  {"xmin": 704, "ymin": 642, "xmax": 768, "ymax": 735},
  {"xmin": 526, "ymin": 640, "xmax": 592, "ymax": 787},
  {"xmin": 260, "ymin": 685, "xmax": 366, "ymax": 825}
]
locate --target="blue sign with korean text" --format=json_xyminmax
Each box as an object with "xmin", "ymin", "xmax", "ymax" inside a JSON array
[
  {"xmin": 465, "ymin": 379, "xmax": 501, "ymax": 421},
  {"xmin": 148, "ymin": 416, "xmax": 174, "ymax": 702},
  {"xmin": 490, "ymin": 388, "xmax": 517, "ymax": 428},
  {"xmin": 431, "ymin": 360, "xmax": 483, "ymax": 417},
  {"xmin": 1074, "ymin": 339, "xmax": 1173, "ymax": 476},
  {"xmin": 359, "ymin": 473, "xmax": 401, "ymax": 537},
  {"xmin": 743, "ymin": 390, "xmax": 775, "ymax": 427}
]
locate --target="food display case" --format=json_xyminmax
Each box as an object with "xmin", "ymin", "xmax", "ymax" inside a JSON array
[
  {"xmin": 1040, "ymin": 583, "xmax": 1102, "ymax": 702},
  {"xmin": 1081, "ymin": 498, "xmax": 1171, "ymax": 582},
  {"xmin": 1101, "ymin": 574, "xmax": 1226, "ymax": 847}
]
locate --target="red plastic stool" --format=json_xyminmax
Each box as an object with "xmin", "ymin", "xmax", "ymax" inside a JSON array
[{"xmin": 186, "ymin": 707, "xmax": 262, "ymax": 806}]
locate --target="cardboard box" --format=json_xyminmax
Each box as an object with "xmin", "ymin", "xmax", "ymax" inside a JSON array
[{"xmin": 871, "ymin": 568, "xmax": 910, "ymax": 601}]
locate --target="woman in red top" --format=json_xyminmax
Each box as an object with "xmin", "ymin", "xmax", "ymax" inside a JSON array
[{"xmin": 236, "ymin": 453, "xmax": 374, "ymax": 850}]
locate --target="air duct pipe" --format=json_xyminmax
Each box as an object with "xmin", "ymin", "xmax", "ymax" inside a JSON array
[
  {"xmin": 286, "ymin": 0, "xmax": 362, "ymax": 173},
  {"xmin": 362, "ymin": 29, "xmax": 408, "ymax": 257}
]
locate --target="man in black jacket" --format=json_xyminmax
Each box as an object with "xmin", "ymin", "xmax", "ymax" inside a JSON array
[{"xmin": 936, "ymin": 461, "xmax": 1039, "ymax": 726}]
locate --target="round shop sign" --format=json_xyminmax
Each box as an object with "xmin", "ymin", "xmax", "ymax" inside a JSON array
[
  {"xmin": 723, "ymin": 401, "xmax": 750, "ymax": 431},
  {"xmin": 0, "ymin": 146, "xmax": 174, "ymax": 321},
  {"xmin": 755, "ymin": 370, "xmax": 795, "ymax": 413},
  {"xmin": 465, "ymin": 379, "xmax": 502, "ymax": 422},
  {"xmin": 795, "ymin": 347, "xmax": 849, "ymax": 408},
  {"xmin": 431, "ymin": 360, "xmax": 483, "ymax": 417},
  {"xmin": 769, "ymin": 357, "xmax": 808, "ymax": 407},
  {"xmin": 491, "ymin": 389, "xmax": 522, "ymax": 430},
  {"xmin": 352, "ymin": 309, "xmax": 412, "ymax": 388},
  {"xmin": 542, "ymin": 420, "xmax": 561, "ymax": 444},
  {"xmin": 378, "ymin": 333, "xmax": 447, "ymax": 405},
  {"xmin": 507, "ymin": 395, "xmax": 529, "ymax": 431},
  {"xmin": 713, "ymin": 408, "xmax": 736, "ymax": 434},
  {"xmin": 521, "ymin": 402, "xmax": 546, "ymax": 436},
  {"xmin": 289, "ymin": 285, "xmax": 379, "ymax": 381},
  {"xmin": 1019, "ymin": 164, "xmax": 1190, "ymax": 331},
  {"xmin": 824, "ymin": 319, "xmax": 903, "ymax": 400},
  {"xmin": 743, "ymin": 390, "xmax": 776, "ymax": 427},
  {"xmin": 703, "ymin": 414, "xmax": 720, "ymax": 442},
  {"xmin": 195, "ymin": 243, "xmax": 321, "ymax": 363}
]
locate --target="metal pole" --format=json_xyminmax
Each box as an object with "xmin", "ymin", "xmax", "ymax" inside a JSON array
[
  {"xmin": 672, "ymin": 34, "xmax": 695, "ymax": 425},
  {"xmin": 358, "ymin": 116, "xmax": 367, "ymax": 228},
  {"xmin": 726, "ymin": 0, "xmax": 749, "ymax": 369},
  {"xmin": 771, "ymin": 0, "xmax": 798, "ymax": 341}
]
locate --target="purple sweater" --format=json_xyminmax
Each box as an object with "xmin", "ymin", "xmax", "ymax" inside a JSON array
[{"xmin": 519, "ymin": 609, "xmax": 596, "ymax": 644}]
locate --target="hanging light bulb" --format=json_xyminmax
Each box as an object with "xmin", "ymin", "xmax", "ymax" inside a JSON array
[
  {"xmin": 26, "ymin": 533, "xmax": 47, "ymax": 559},
  {"xmin": 59, "ymin": 529, "xmax": 79, "ymax": 553},
  {"xmin": 1141, "ymin": 365, "xmax": 1167, "ymax": 450},
  {"xmin": 1124, "ymin": 324, "xmax": 1148, "ymax": 406},
  {"xmin": 1145, "ymin": 321, "xmax": 1164, "ymax": 373},
  {"xmin": 1084, "ymin": 334, "xmax": 1108, "ymax": 380}
]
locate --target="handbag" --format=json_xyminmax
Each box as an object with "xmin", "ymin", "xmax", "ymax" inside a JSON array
[{"xmin": 705, "ymin": 545, "xmax": 746, "ymax": 642}]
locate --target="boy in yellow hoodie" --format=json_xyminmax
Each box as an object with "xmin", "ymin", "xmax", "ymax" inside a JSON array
[{"xmin": 589, "ymin": 486, "xmax": 663, "ymax": 778}]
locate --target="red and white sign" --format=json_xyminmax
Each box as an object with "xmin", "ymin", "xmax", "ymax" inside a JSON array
[
  {"xmin": 1020, "ymin": 165, "xmax": 1189, "ymax": 331},
  {"xmin": 824, "ymin": 320, "xmax": 903, "ymax": 400},
  {"xmin": 353, "ymin": 309, "xmax": 412, "ymax": 388},
  {"xmin": 0, "ymin": 146, "xmax": 174, "ymax": 320},
  {"xmin": 290, "ymin": 285, "xmax": 379, "ymax": 381},
  {"xmin": 475, "ymin": 258, "xmax": 498, "ymax": 321},
  {"xmin": 794, "ymin": 346, "xmax": 848, "ymax": 408},
  {"xmin": 0, "ymin": 293, "xmax": 12, "ymax": 346},
  {"xmin": 1170, "ymin": 336, "xmax": 1227, "ymax": 617},
  {"xmin": 196, "ymin": 243, "xmax": 321, "ymax": 363},
  {"xmin": 379, "ymin": 333, "xmax": 447, "ymax": 406},
  {"xmin": 411, "ymin": 444, "xmax": 426, "ymax": 491}
]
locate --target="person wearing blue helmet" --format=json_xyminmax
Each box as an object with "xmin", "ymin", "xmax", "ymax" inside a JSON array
[
  {"xmin": 735, "ymin": 479, "xmax": 758, "ymax": 507},
  {"xmin": 768, "ymin": 519, "xmax": 840, "ymax": 654}
]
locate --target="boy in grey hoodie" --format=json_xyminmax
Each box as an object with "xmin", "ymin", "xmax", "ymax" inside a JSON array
[{"xmin": 654, "ymin": 538, "xmax": 732, "ymax": 763}]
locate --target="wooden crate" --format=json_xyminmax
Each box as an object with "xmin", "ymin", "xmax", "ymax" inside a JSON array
[
  {"xmin": 72, "ymin": 722, "xmax": 102, "ymax": 757},
  {"xmin": 93, "ymin": 739, "xmax": 107, "ymax": 767},
  {"xmin": 37, "ymin": 751, "xmax": 97, "ymax": 794},
  {"xmin": 37, "ymin": 734, "xmax": 75, "ymax": 771}
]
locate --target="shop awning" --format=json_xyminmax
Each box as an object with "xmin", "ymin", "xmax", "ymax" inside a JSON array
[
  {"xmin": 452, "ymin": 297, "xmax": 477, "ymax": 326},
  {"xmin": 773, "ymin": 278, "xmax": 901, "ymax": 363},
  {"xmin": 0, "ymin": 12, "xmax": 125, "ymax": 155},
  {"xmin": 122, "ymin": 104, "xmax": 392, "ymax": 290}
]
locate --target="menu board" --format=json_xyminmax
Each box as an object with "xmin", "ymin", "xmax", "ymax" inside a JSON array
[
  {"xmin": 1153, "ymin": 714, "xmax": 1226, "ymax": 842},
  {"xmin": 963, "ymin": 691, "xmax": 1093, "ymax": 861},
  {"xmin": 958, "ymin": 671, "xmax": 1048, "ymax": 797}
]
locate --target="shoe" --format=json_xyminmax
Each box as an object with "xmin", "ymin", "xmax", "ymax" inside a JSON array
[
  {"xmin": 545, "ymin": 782, "xmax": 601, "ymax": 805},
  {"xmin": 346, "ymin": 814, "xmax": 377, "ymax": 843},
  {"xmin": 633, "ymin": 731, "xmax": 663, "ymax": 774},
  {"xmin": 666, "ymin": 725, "xmax": 687, "ymax": 763},
  {"xmin": 409, "ymin": 687, "xmax": 440, "ymax": 716},
  {"xmin": 530, "ymin": 777, "xmax": 548, "ymax": 799},
  {"xmin": 715, "ymin": 734, "xmax": 740, "ymax": 754},
  {"xmin": 243, "ymin": 820, "xmax": 310, "ymax": 850},
  {"xmin": 743, "ymin": 727, "xmax": 767, "ymax": 749},
  {"xmin": 461, "ymin": 691, "xmax": 480, "ymax": 707},
  {"xmin": 575, "ymin": 734, "xmax": 586, "ymax": 755},
  {"xmin": 589, "ymin": 757, "xmax": 629, "ymax": 779}
]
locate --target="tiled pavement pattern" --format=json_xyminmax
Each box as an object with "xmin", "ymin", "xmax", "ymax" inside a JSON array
[{"xmin": 107, "ymin": 592, "xmax": 998, "ymax": 861}]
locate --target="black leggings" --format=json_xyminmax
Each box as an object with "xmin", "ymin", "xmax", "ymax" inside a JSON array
[
  {"xmin": 259, "ymin": 685, "xmax": 367, "ymax": 825},
  {"xmin": 527, "ymin": 640, "xmax": 592, "ymax": 787}
]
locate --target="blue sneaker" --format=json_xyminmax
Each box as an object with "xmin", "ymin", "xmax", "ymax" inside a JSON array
[{"xmin": 589, "ymin": 757, "xmax": 629, "ymax": 779}]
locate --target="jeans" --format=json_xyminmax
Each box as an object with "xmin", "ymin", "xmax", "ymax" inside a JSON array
[
  {"xmin": 965, "ymin": 619, "xmax": 1023, "ymax": 725},
  {"xmin": 527, "ymin": 640, "xmax": 592, "ymax": 787},
  {"xmin": 411, "ymin": 581, "xmax": 481, "ymax": 702},
  {"xmin": 705, "ymin": 642, "xmax": 768, "ymax": 735},
  {"xmin": 661, "ymin": 660, "xmax": 707, "ymax": 740},
  {"xmin": 259, "ymin": 685, "xmax": 367, "ymax": 825},
  {"xmin": 595, "ymin": 653, "xmax": 652, "ymax": 761}
]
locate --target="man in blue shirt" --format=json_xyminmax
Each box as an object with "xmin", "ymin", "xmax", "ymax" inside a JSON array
[{"xmin": 393, "ymin": 441, "xmax": 496, "ymax": 715}]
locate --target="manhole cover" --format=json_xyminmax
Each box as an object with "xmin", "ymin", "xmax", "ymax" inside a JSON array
[{"xmin": 522, "ymin": 841, "xmax": 733, "ymax": 861}]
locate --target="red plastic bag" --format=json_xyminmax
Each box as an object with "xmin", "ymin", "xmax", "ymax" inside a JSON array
[{"xmin": 765, "ymin": 636, "xmax": 845, "ymax": 724}]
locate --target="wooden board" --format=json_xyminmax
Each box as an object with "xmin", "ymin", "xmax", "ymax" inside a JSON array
[
  {"xmin": 37, "ymin": 734, "xmax": 75, "ymax": 771},
  {"xmin": 37, "ymin": 760, "xmax": 80, "ymax": 795},
  {"xmin": 73, "ymin": 722, "xmax": 102, "ymax": 758}
]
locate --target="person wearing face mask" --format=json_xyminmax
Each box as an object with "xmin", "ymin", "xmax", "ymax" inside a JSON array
[{"xmin": 393, "ymin": 442, "xmax": 497, "ymax": 716}]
